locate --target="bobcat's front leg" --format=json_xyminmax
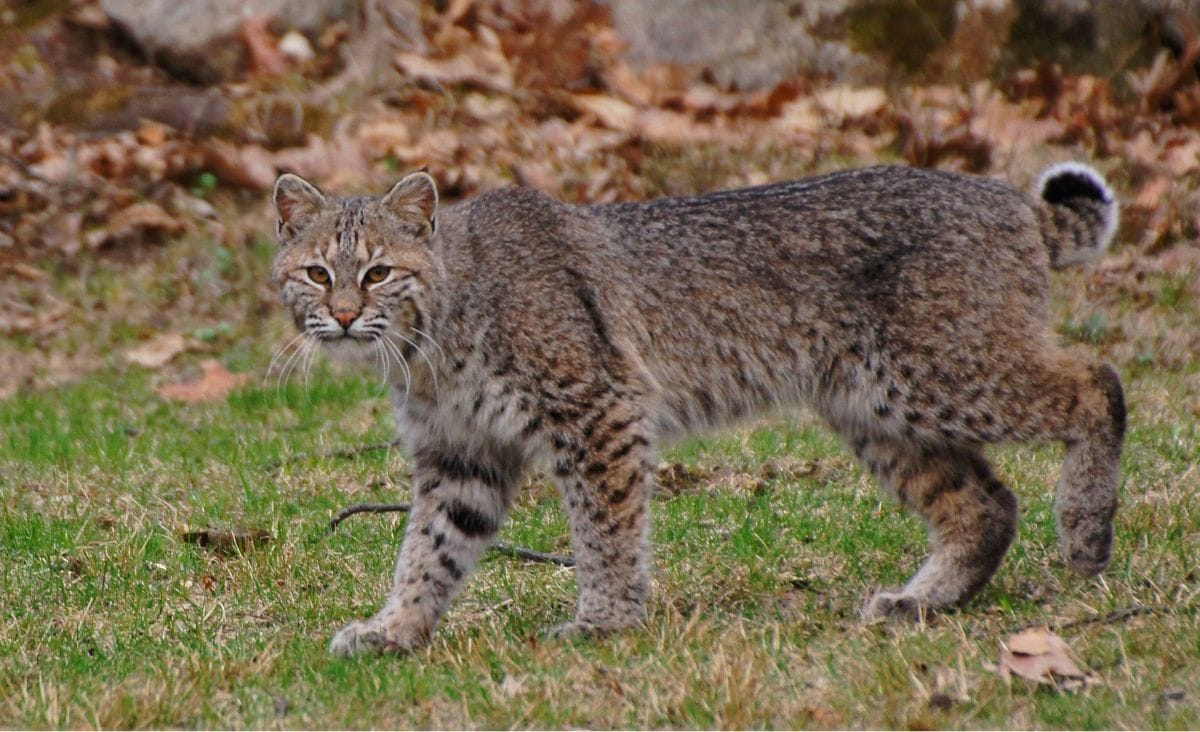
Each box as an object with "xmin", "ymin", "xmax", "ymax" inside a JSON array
[
  {"xmin": 329, "ymin": 448, "xmax": 519, "ymax": 656},
  {"xmin": 550, "ymin": 406, "xmax": 655, "ymax": 638}
]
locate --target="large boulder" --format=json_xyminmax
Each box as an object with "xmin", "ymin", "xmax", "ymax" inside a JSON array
[
  {"xmin": 609, "ymin": 0, "xmax": 872, "ymax": 91},
  {"xmin": 101, "ymin": 0, "xmax": 361, "ymax": 83},
  {"xmin": 608, "ymin": 0, "xmax": 1200, "ymax": 90}
]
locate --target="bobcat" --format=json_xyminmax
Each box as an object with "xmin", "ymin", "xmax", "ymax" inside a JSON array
[{"xmin": 271, "ymin": 162, "xmax": 1124, "ymax": 655}]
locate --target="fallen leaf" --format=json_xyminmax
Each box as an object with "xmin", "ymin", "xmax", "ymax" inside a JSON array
[
  {"xmin": 0, "ymin": 262, "xmax": 50, "ymax": 281},
  {"xmin": 998, "ymin": 627, "xmax": 1090, "ymax": 690},
  {"xmin": 156, "ymin": 359, "xmax": 249, "ymax": 402},
  {"xmin": 633, "ymin": 108, "xmax": 722, "ymax": 145},
  {"xmin": 356, "ymin": 119, "xmax": 413, "ymax": 158},
  {"xmin": 394, "ymin": 30, "xmax": 513, "ymax": 93},
  {"xmin": 777, "ymin": 98, "xmax": 822, "ymax": 135},
  {"xmin": 1162, "ymin": 133, "xmax": 1200, "ymax": 176},
  {"xmin": 135, "ymin": 120, "xmax": 170, "ymax": 147},
  {"xmin": 604, "ymin": 60, "xmax": 656, "ymax": 106},
  {"xmin": 0, "ymin": 298, "xmax": 69, "ymax": 336},
  {"xmin": 512, "ymin": 161, "xmax": 560, "ymax": 192},
  {"xmin": 815, "ymin": 85, "xmax": 888, "ymax": 122},
  {"xmin": 1133, "ymin": 177, "xmax": 1171, "ymax": 211},
  {"xmin": 204, "ymin": 141, "xmax": 278, "ymax": 190},
  {"xmin": 88, "ymin": 202, "xmax": 186, "ymax": 249},
  {"xmin": 570, "ymin": 93, "xmax": 636, "ymax": 132},
  {"xmin": 124, "ymin": 333, "xmax": 188, "ymax": 369},
  {"xmin": 181, "ymin": 527, "xmax": 273, "ymax": 553}
]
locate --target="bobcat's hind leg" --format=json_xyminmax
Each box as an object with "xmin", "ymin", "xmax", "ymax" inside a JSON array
[
  {"xmin": 960, "ymin": 351, "xmax": 1125, "ymax": 577},
  {"xmin": 1046, "ymin": 362, "xmax": 1125, "ymax": 576},
  {"xmin": 849, "ymin": 437, "xmax": 1018, "ymax": 620}
]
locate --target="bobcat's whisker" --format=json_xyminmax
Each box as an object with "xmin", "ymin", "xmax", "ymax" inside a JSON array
[
  {"xmin": 301, "ymin": 332, "xmax": 322, "ymax": 397},
  {"xmin": 391, "ymin": 330, "xmax": 439, "ymax": 398},
  {"xmin": 380, "ymin": 334, "xmax": 413, "ymax": 408},
  {"xmin": 275, "ymin": 333, "xmax": 314, "ymax": 396},
  {"xmin": 382, "ymin": 335, "xmax": 414, "ymax": 399},
  {"xmin": 410, "ymin": 327, "xmax": 447, "ymax": 363},
  {"xmin": 374, "ymin": 338, "xmax": 391, "ymax": 389},
  {"xmin": 264, "ymin": 331, "xmax": 307, "ymax": 388}
]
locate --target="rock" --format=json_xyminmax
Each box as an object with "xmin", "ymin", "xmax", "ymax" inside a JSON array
[
  {"xmin": 1005, "ymin": 0, "xmax": 1200, "ymax": 76},
  {"xmin": 609, "ymin": 0, "xmax": 874, "ymax": 91},
  {"xmin": 101, "ymin": 0, "xmax": 360, "ymax": 82},
  {"xmin": 609, "ymin": 0, "xmax": 1200, "ymax": 89}
]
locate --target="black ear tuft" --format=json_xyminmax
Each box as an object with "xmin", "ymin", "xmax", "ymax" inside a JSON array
[{"xmin": 273, "ymin": 173, "xmax": 326, "ymax": 238}]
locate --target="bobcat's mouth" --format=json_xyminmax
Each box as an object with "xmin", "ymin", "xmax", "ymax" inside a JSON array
[{"xmin": 303, "ymin": 314, "xmax": 380, "ymax": 343}]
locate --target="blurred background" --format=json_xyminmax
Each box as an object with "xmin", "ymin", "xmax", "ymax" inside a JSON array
[{"xmin": 1, "ymin": 0, "xmax": 1198, "ymax": 397}]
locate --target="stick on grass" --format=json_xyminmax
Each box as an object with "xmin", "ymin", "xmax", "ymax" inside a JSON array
[{"xmin": 329, "ymin": 501, "xmax": 575, "ymax": 566}]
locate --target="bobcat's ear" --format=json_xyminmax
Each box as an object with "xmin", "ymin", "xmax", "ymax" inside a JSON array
[
  {"xmin": 273, "ymin": 173, "xmax": 326, "ymax": 240},
  {"xmin": 381, "ymin": 171, "xmax": 438, "ymax": 236}
]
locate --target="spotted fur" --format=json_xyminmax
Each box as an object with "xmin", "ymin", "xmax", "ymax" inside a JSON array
[{"xmin": 270, "ymin": 163, "xmax": 1124, "ymax": 655}]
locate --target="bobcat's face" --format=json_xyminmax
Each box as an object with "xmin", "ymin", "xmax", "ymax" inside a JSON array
[{"xmin": 271, "ymin": 173, "xmax": 438, "ymax": 360}]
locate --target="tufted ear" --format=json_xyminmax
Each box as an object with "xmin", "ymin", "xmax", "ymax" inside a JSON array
[
  {"xmin": 381, "ymin": 171, "xmax": 438, "ymax": 235},
  {"xmin": 273, "ymin": 173, "xmax": 326, "ymax": 239}
]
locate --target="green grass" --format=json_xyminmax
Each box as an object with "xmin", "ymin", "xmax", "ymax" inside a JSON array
[
  {"xmin": 1, "ymin": 343, "xmax": 1198, "ymax": 728},
  {"xmin": 2, "ymin": 197, "xmax": 1199, "ymax": 727}
]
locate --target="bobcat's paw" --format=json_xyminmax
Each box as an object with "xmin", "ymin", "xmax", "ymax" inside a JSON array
[
  {"xmin": 861, "ymin": 591, "xmax": 929, "ymax": 623},
  {"xmin": 1062, "ymin": 524, "xmax": 1113, "ymax": 578},
  {"xmin": 329, "ymin": 620, "xmax": 391, "ymax": 656},
  {"xmin": 328, "ymin": 618, "xmax": 425, "ymax": 656}
]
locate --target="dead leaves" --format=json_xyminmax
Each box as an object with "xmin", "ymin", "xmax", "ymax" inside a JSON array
[
  {"xmin": 155, "ymin": 359, "xmax": 249, "ymax": 402},
  {"xmin": 395, "ymin": 26, "xmax": 514, "ymax": 93},
  {"xmin": 0, "ymin": 293, "xmax": 69, "ymax": 336},
  {"xmin": 995, "ymin": 627, "xmax": 1093, "ymax": 692},
  {"xmin": 123, "ymin": 333, "xmax": 190, "ymax": 369},
  {"xmin": 1127, "ymin": 18, "xmax": 1200, "ymax": 122},
  {"xmin": 86, "ymin": 201, "xmax": 186, "ymax": 249},
  {"xmin": 1, "ymin": 0, "xmax": 1195, "ymax": 272}
]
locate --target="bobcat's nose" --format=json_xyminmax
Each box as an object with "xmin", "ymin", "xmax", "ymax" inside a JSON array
[{"xmin": 333, "ymin": 310, "xmax": 358, "ymax": 329}]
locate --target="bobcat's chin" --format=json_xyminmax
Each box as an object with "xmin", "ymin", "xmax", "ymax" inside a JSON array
[{"xmin": 314, "ymin": 331, "xmax": 378, "ymax": 363}]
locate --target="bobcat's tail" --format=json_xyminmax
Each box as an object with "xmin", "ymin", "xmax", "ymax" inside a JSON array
[{"xmin": 1034, "ymin": 162, "xmax": 1119, "ymax": 269}]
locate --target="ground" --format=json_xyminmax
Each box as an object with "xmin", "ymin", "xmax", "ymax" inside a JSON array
[{"xmin": 1, "ymin": 1, "xmax": 1199, "ymax": 728}]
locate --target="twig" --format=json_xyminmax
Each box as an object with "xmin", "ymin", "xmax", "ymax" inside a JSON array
[
  {"xmin": 1006, "ymin": 601, "xmax": 1192, "ymax": 636},
  {"xmin": 265, "ymin": 439, "xmax": 402, "ymax": 471},
  {"xmin": 329, "ymin": 502, "xmax": 411, "ymax": 530},
  {"xmin": 1051, "ymin": 603, "xmax": 1172, "ymax": 632},
  {"xmin": 328, "ymin": 501, "xmax": 575, "ymax": 566},
  {"xmin": 490, "ymin": 542, "xmax": 576, "ymax": 567},
  {"xmin": 325, "ymin": 441, "xmax": 402, "ymax": 460}
]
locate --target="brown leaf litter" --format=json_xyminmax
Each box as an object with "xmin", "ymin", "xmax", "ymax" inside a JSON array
[
  {"xmin": 155, "ymin": 359, "xmax": 249, "ymax": 402},
  {"xmin": 995, "ymin": 626, "xmax": 1094, "ymax": 691}
]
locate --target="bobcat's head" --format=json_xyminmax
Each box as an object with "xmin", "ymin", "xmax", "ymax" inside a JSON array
[{"xmin": 271, "ymin": 172, "xmax": 438, "ymax": 361}]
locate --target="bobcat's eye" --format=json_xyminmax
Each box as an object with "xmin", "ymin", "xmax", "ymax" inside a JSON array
[
  {"xmin": 364, "ymin": 265, "xmax": 392, "ymax": 285},
  {"xmin": 306, "ymin": 266, "xmax": 331, "ymax": 285}
]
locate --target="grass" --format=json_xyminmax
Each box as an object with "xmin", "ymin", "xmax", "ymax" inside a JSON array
[
  {"xmin": 2, "ymin": 183, "xmax": 1199, "ymax": 727},
  {"xmin": 1, "ymin": 333, "xmax": 1198, "ymax": 728}
]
